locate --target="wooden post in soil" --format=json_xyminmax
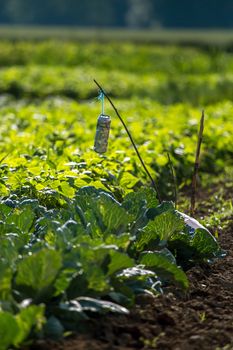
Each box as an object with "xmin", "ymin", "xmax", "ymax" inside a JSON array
[{"xmin": 190, "ymin": 110, "xmax": 205, "ymax": 217}]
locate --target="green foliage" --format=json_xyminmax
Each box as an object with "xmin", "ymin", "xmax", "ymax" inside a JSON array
[
  {"xmin": 0, "ymin": 188, "xmax": 223, "ymax": 348},
  {"xmin": 0, "ymin": 40, "xmax": 231, "ymax": 348},
  {"xmin": 169, "ymin": 226, "xmax": 224, "ymax": 268},
  {"xmin": 0, "ymin": 65, "xmax": 233, "ymax": 104},
  {"xmin": 139, "ymin": 251, "xmax": 188, "ymax": 289},
  {"xmin": 135, "ymin": 206, "xmax": 184, "ymax": 250},
  {"xmin": 0, "ymin": 41, "xmax": 232, "ymax": 73},
  {"xmin": 0, "ymin": 41, "xmax": 232, "ymax": 104},
  {"xmin": 0, "ymin": 305, "xmax": 44, "ymax": 349},
  {"xmin": 14, "ymin": 305, "xmax": 45, "ymax": 344},
  {"xmin": 0, "ymin": 97, "xmax": 232, "ymax": 200},
  {"xmin": 16, "ymin": 249, "xmax": 62, "ymax": 301},
  {"xmin": 0, "ymin": 312, "xmax": 20, "ymax": 350}
]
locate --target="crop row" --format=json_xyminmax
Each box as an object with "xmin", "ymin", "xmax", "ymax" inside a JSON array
[
  {"xmin": 0, "ymin": 66, "xmax": 233, "ymax": 104},
  {"xmin": 0, "ymin": 186, "xmax": 223, "ymax": 348},
  {"xmin": 0, "ymin": 41, "xmax": 233, "ymax": 74},
  {"xmin": 0, "ymin": 40, "xmax": 232, "ymax": 348},
  {"xmin": 0, "ymin": 98, "xmax": 232, "ymax": 199}
]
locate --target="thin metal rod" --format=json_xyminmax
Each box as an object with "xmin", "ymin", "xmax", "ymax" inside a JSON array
[
  {"xmin": 190, "ymin": 110, "xmax": 205, "ymax": 216},
  {"xmin": 167, "ymin": 152, "xmax": 177, "ymax": 209},
  {"xmin": 94, "ymin": 79, "xmax": 162, "ymax": 203}
]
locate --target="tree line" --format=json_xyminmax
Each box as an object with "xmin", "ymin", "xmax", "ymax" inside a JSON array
[{"xmin": 0, "ymin": 0, "xmax": 232, "ymax": 28}]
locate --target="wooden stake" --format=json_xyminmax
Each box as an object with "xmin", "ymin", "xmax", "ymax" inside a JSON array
[{"xmin": 190, "ymin": 110, "xmax": 205, "ymax": 216}]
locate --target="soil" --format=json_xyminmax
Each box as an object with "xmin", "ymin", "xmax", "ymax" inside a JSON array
[{"xmin": 30, "ymin": 192, "xmax": 233, "ymax": 350}]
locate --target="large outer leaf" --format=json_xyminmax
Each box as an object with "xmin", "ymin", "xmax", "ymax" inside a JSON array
[
  {"xmin": 75, "ymin": 189, "xmax": 130, "ymax": 236},
  {"xmin": 0, "ymin": 237, "xmax": 20, "ymax": 265},
  {"xmin": 6, "ymin": 207, "xmax": 35, "ymax": 233},
  {"xmin": 116, "ymin": 266, "xmax": 162, "ymax": 295},
  {"xmin": 67, "ymin": 244, "xmax": 113, "ymax": 295},
  {"xmin": 136, "ymin": 209, "xmax": 184, "ymax": 251},
  {"xmin": 44, "ymin": 316, "xmax": 64, "ymax": 340},
  {"xmin": 77, "ymin": 297, "xmax": 129, "ymax": 314},
  {"xmin": 122, "ymin": 191, "xmax": 147, "ymax": 219},
  {"xmin": 139, "ymin": 251, "xmax": 188, "ymax": 289},
  {"xmin": 0, "ymin": 312, "xmax": 19, "ymax": 350},
  {"xmin": 191, "ymin": 228, "xmax": 221, "ymax": 258},
  {"xmin": 168, "ymin": 227, "xmax": 223, "ymax": 267},
  {"xmin": 107, "ymin": 251, "xmax": 134, "ymax": 276},
  {"xmin": 75, "ymin": 186, "xmax": 115, "ymax": 213},
  {"xmin": 105, "ymin": 232, "xmax": 131, "ymax": 250},
  {"xmin": 15, "ymin": 305, "xmax": 45, "ymax": 344},
  {"xmin": 122, "ymin": 190, "xmax": 152, "ymax": 233},
  {"xmin": 122, "ymin": 187, "xmax": 159, "ymax": 217},
  {"xmin": 98, "ymin": 193, "xmax": 130, "ymax": 235},
  {"xmin": 146, "ymin": 201, "xmax": 175, "ymax": 220},
  {"xmin": 54, "ymin": 300, "xmax": 88, "ymax": 331},
  {"xmin": 0, "ymin": 263, "xmax": 12, "ymax": 301},
  {"xmin": 0, "ymin": 203, "xmax": 12, "ymax": 220},
  {"xmin": 16, "ymin": 249, "xmax": 62, "ymax": 298}
]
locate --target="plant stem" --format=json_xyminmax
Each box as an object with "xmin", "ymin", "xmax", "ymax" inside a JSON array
[
  {"xmin": 190, "ymin": 110, "xmax": 205, "ymax": 216},
  {"xmin": 94, "ymin": 79, "xmax": 162, "ymax": 203}
]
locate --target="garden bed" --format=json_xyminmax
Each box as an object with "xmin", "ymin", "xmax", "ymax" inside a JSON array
[{"xmin": 31, "ymin": 199, "xmax": 233, "ymax": 350}]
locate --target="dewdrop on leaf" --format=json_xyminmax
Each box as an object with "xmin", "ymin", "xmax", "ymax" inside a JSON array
[{"xmin": 94, "ymin": 114, "xmax": 111, "ymax": 153}]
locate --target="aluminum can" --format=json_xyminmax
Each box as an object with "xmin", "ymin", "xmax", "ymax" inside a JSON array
[{"xmin": 94, "ymin": 114, "xmax": 111, "ymax": 153}]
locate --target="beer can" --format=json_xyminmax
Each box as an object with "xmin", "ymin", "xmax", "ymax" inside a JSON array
[{"xmin": 94, "ymin": 114, "xmax": 111, "ymax": 154}]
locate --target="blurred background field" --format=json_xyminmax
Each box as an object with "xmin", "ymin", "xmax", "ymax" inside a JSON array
[
  {"xmin": 0, "ymin": 37, "xmax": 232, "ymax": 201},
  {"xmin": 0, "ymin": 26, "xmax": 233, "ymax": 46},
  {"xmin": 0, "ymin": 0, "xmax": 232, "ymax": 200}
]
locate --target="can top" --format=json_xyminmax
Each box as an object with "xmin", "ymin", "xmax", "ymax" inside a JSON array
[
  {"xmin": 98, "ymin": 114, "xmax": 110, "ymax": 120},
  {"xmin": 97, "ymin": 114, "xmax": 111, "ymax": 126}
]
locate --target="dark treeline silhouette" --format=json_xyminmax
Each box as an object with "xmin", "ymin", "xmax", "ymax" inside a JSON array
[{"xmin": 0, "ymin": 0, "xmax": 232, "ymax": 28}]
